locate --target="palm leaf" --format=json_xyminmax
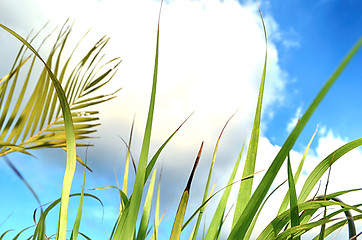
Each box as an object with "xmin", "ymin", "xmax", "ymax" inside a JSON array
[{"xmin": 0, "ymin": 22, "xmax": 121, "ymax": 166}]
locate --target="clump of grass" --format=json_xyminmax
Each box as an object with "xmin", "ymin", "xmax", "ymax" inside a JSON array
[{"xmin": 1, "ymin": 2, "xmax": 362, "ymax": 240}]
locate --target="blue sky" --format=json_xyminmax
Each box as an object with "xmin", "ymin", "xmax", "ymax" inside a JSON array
[{"xmin": 0, "ymin": 0, "xmax": 362, "ymax": 239}]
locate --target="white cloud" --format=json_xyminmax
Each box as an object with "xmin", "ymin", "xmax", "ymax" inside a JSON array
[
  {"xmin": 286, "ymin": 106, "xmax": 302, "ymax": 133},
  {"xmin": 1, "ymin": 0, "xmax": 303, "ymax": 238}
]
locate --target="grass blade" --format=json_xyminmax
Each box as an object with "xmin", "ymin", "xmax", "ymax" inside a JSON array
[
  {"xmin": 145, "ymin": 112, "xmax": 193, "ymax": 184},
  {"xmin": 228, "ymin": 36, "xmax": 362, "ymax": 240},
  {"xmin": 170, "ymin": 142, "xmax": 203, "ymax": 240},
  {"xmin": 0, "ymin": 24, "xmax": 77, "ymax": 240},
  {"xmin": 278, "ymin": 127, "xmax": 318, "ymax": 214},
  {"xmin": 298, "ymin": 138, "xmax": 362, "ymax": 204},
  {"xmin": 232, "ymin": 6, "xmax": 267, "ymax": 226},
  {"xmin": 204, "ymin": 129, "xmax": 246, "ymax": 240},
  {"xmin": 111, "ymin": 2, "xmax": 162, "ymax": 238},
  {"xmin": 136, "ymin": 168, "xmax": 157, "ymax": 240},
  {"xmin": 70, "ymin": 152, "xmax": 88, "ymax": 240},
  {"xmin": 192, "ymin": 113, "xmax": 235, "ymax": 240},
  {"xmin": 287, "ymin": 153, "xmax": 300, "ymax": 240}
]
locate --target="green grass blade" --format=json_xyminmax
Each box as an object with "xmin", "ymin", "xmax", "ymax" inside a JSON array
[
  {"xmin": 170, "ymin": 142, "xmax": 203, "ymax": 240},
  {"xmin": 111, "ymin": 3, "xmax": 162, "ymax": 238},
  {"xmin": 12, "ymin": 226, "xmax": 33, "ymax": 240},
  {"xmin": 182, "ymin": 172, "xmax": 260, "ymax": 232},
  {"xmin": 298, "ymin": 138, "xmax": 362, "ymax": 204},
  {"xmin": 278, "ymin": 127, "xmax": 318, "ymax": 214},
  {"xmin": 257, "ymin": 195, "xmax": 362, "ymax": 239},
  {"xmin": 136, "ymin": 169, "xmax": 157, "ymax": 240},
  {"xmin": 244, "ymin": 180, "xmax": 287, "ymax": 240},
  {"xmin": 150, "ymin": 171, "xmax": 162, "ymax": 240},
  {"xmin": 287, "ymin": 153, "xmax": 300, "ymax": 240},
  {"xmin": 145, "ymin": 112, "xmax": 193, "ymax": 184},
  {"xmin": 204, "ymin": 131, "xmax": 246, "ymax": 240},
  {"xmin": 232, "ymin": 6, "xmax": 267, "ymax": 226},
  {"xmin": 70, "ymin": 155, "xmax": 88, "ymax": 240},
  {"xmin": 122, "ymin": 116, "xmax": 135, "ymax": 198},
  {"xmin": 228, "ymin": 36, "xmax": 362, "ymax": 240},
  {"xmin": 192, "ymin": 113, "xmax": 235, "ymax": 240},
  {"xmin": 312, "ymin": 214, "xmax": 362, "ymax": 240}
]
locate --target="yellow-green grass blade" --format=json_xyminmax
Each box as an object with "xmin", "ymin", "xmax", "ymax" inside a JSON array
[
  {"xmin": 312, "ymin": 214, "xmax": 362, "ymax": 240},
  {"xmin": 122, "ymin": 116, "xmax": 135, "ymax": 197},
  {"xmin": 232, "ymin": 6, "xmax": 267, "ymax": 227},
  {"xmin": 257, "ymin": 194, "xmax": 362, "ymax": 239},
  {"xmin": 70, "ymin": 156, "xmax": 88, "ymax": 240},
  {"xmin": 0, "ymin": 24, "xmax": 76, "ymax": 240},
  {"xmin": 182, "ymin": 172, "xmax": 260, "ymax": 232},
  {"xmin": 12, "ymin": 226, "xmax": 33, "ymax": 240},
  {"xmin": 275, "ymin": 218, "xmax": 335, "ymax": 240},
  {"xmin": 89, "ymin": 185, "xmax": 129, "ymax": 209},
  {"xmin": 170, "ymin": 142, "xmax": 203, "ymax": 240},
  {"xmin": 278, "ymin": 127, "xmax": 318, "ymax": 214},
  {"xmin": 192, "ymin": 113, "xmax": 235, "ymax": 240},
  {"xmin": 0, "ymin": 230, "xmax": 13, "ymax": 239},
  {"xmin": 145, "ymin": 112, "xmax": 193, "ymax": 184},
  {"xmin": 244, "ymin": 180, "xmax": 287, "ymax": 240},
  {"xmin": 287, "ymin": 153, "xmax": 300, "ymax": 240},
  {"xmin": 204, "ymin": 129, "xmax": 246, "ymax": 239},
  {"xmin": 228, "ymin": 37, "xmax": 362, "ymax": 240},
  {"xmin": 111, "ymin": 5, "xmax": 162, "ymax": 238},
  {"xmin": 298, "ymin": 138, "xmax": 362, "ymax": 204},
  {"xmin": 313, "ymin": 196, "xmax": 358, "ymax": 239},
  {"xmin": 150, "ymin": 171, "xmax": 162, "ymax": 240},
  {"xmin": 32, "ymin": 193, "xmax": 103, "ymax": 239},
  {"xmin": 137, "ymin": 168, "xmax": 157, "ymax": 240}
]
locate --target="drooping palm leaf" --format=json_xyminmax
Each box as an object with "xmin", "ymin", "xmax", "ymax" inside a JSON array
[{"xmin": 0, "ymin": 22, "xmax": 121, "ymax": 166}]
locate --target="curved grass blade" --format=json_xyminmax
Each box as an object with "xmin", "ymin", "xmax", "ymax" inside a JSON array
[
  {"xmin": 298, "ymin": 138, "xmax": 362, "ymax": 204},
  {"xmin": 228, "ymin": 35, "xmax": 362, "ymax": 240},
  {"xmin": 111, "ymin": 3, "xmax": 163, "ymax": 238},
  {"xmin": 170, "ymin": 141, "xmax": 203, "ymax": 240},
  {"xmin": 257, "ymin": 192, "xmax": 362, "ymax": 239},
  {"xmin": 32, "ymin": 193, "xmax": 103, "ymax": 239},
  {"xmin": 278, "ymin": 127, "xmax": 318, "ymax": 214},
  {"xmin": 13, "ymin": 226, "xmax": 34, "ymax": 240},
  {"xmin": 0, "ymin": 24, "xmax": 77, "ymax": 240},
  {"xmin": 0, "ymin": 230, "xmax": 13, "ymax": 239},
  {"xmin": 312, "ymin": 214, "xmax": 362, "ymax": 240}
]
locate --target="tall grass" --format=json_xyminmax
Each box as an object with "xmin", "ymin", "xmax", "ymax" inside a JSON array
[{"xmin": 1, "ymin": 3, "xmax": 362, "ymax": 240}]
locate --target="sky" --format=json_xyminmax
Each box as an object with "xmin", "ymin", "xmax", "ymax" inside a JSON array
[{"xmin": 0, "ymin": 0, "xmax": 362, "ymax": 239}]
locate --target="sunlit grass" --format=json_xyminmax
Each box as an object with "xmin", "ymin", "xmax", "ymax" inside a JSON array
[{"xmin": 1, "ymin": 2, "xmax": 362, "ymax": 240}]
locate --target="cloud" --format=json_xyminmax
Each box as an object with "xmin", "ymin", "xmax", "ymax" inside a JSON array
[
  {"xmin": 0, "ymin": 0, "xmax": 299, "ymax": 238},
  {"xmin": 286, "ymin": 106, "xmax": 302, "ymax": 133}
]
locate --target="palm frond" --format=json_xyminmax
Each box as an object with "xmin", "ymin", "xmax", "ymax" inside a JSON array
[{"xmin": 0, "ymin": 22, "xmax": 121, "ymax": 163}]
